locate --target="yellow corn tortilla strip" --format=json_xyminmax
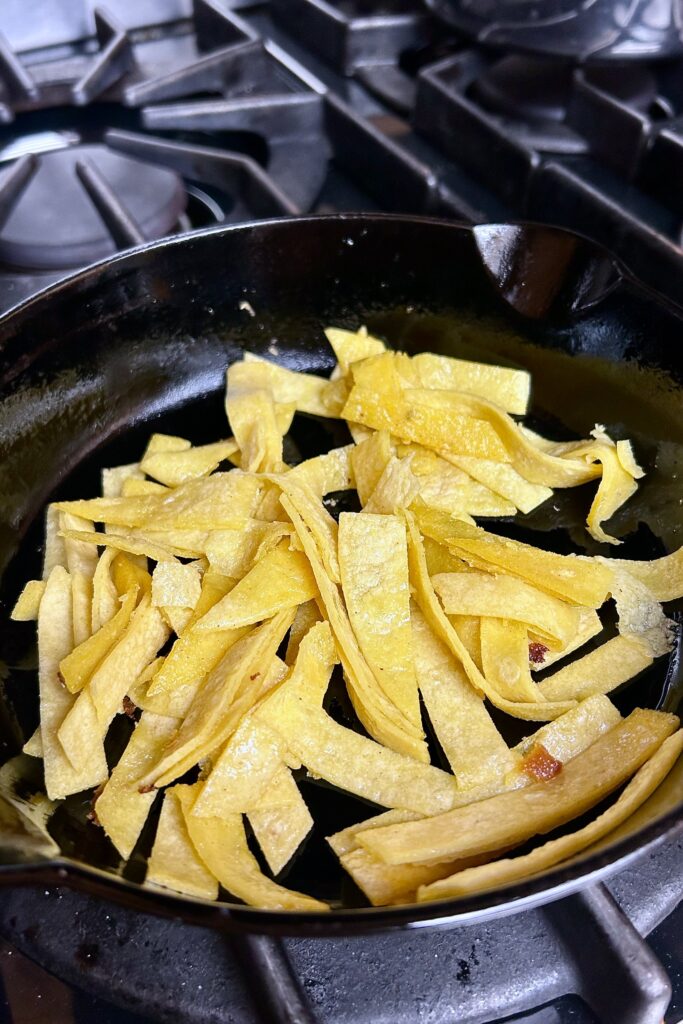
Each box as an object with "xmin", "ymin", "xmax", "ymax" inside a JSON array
[
  {"xmin": 146, "ymin": 787, "xmax": 218, "ymax": 900},
  {"xmin": 23, "ymin": 727, "xmax": 43, "ymax": 758},
  {"xmin": 177, "ymin": 785, "xmax": 328, "ymax": 911},
  {"xmin": 437, "ymin": 524, "xmax": 612, "ymax": 608},
  {"xmin": 91, "ymin": 548, "xmax": 119, "ymax": 633},
  {"xmin": 160, "ymin": 606, "xmax": 193, "ymax": 635},
  {"xmin": 433, "ymin": 571, "xmax": 580, "ymax": 648},
  {"xmin": 406, "ymin": 513, "xmax": 576, "ymax": 721},
  {"xmin": 38, "ymin": 567, "xmax": 107, "ymax": 800},
  {"xmin": 539, "ymin": 634, "xmax": 654, "ymax": 702},
  {"xmin": 151, "ymin": 561, "xmax": 202, "ymax": 609},
  {"xmin": 273, "ymin": 476, "xmax": 341, "ymax": 583},
  {"xmin": 59, "ymin": 587, "xmax": 138, "ymax": 694},
  {"xmin": 602, "ymin": 546, "xmax": 683, "ymax": 604},
  {"xmin": 442, "ymin": 455, "xmax": 552, "ymax": 514},
  {"xmin": 409, "ymin": 350, "xmax": 531, "ymax": 415},
  {"xmin": 247, "ymin": 767, "xmax": 313, "ymax": 875},
  {"xmin": 96, "ymin": 711, "xmax": 178, "ymax": 859},
  {"xmin": 413, "ymin": 453, "xmax": 516, "ymax": 518},
  {"xmin": 127, "ymin": 657, "xmax": 164, "ymax": 710},
  {"xmin": 191, "ymin": 717, "xmax": 286, "ymax": 817},
  {"xmin": 480, "ymin": 618, "xmax": 544, "ymax": 703},
  {"xmin": 144, "ymin": 433, "xmax": 191, "ymax": 455},
  {"xmin": 204, "ymin": 521, "xmax": 292, "ymax": 580},
  {"xmin": 61, "ymin": 527, "xmax": 178, "ymax": 564},
  {"xmin": 57, "ymin": 471, "xmax": 263, "ymax": 530},
  {"xmin": 350, "ymin": 430, "xmax": 393, "ymax": 505},
  {"xmin": 412, "ymin": 605, "xmax": 515, "ymax": 787},
  {"xmin": 241, "ymin": 352, "xmax": 344, "ymax": 417},
  {"xmin": 11, "ymin": 580, "xmax": 45, "ymax": 621},
  {"xmin": 43, "ymin": 505, "xmax": 67, "ymax": 577},
  {"xmin": 196, "ymin": 541, "xmax": 317, "ymax": 631},
  {"xmin": 423, "ymin": 537, "xmax": 470, "ymax": 576},
  {"xmin": 58, "ymin": 596, "xmax": 169, "ymax": 771},
  {"xmin": 286, "ymin": 445, "xmax": 354, "ymax": 497},
  {"xmin": 139, "ymin": 611, "xmax": 294, "ymax": 789},
  {"xmin": 328, "ymin": 809, "xmax": 420, "ymax": 857},
  {"xmin": 285, "ymin": 600, "xmax": 321, "ymax": 666},
  {"xmin": 532, "ymin": 608, "xmax": 603, "ymax": 670},
  {"xmin": 363, "ymin": 454, "xmax": 421, "ymax": 515},
  {"xmin": 343, "ymin": 383, "xmax": 511, "ymax": 462},
  {"xmin": 226, "ymin": 361, "xmax": 293, "ymax": 472},
  {"xmin": 280, "ymin": 493, "xmax": 426, "ymax": 759},
  {"xmin": 449, "ymin": 615, "xmax": 482, "ymax": 670},
  {"xmin": 141, "ymin": 439, "xmax": 239, "ymax": 487},
  {"xmin": 338, "ymin": 512, "xmax": 423, "ymax": 741},
  {"xmin": 616, "ymin": 438, "xmax": 645, "ymax": 478},
  {"xmin": 102, "ymin": 462, "xmax": 144, "ymax": 498},
  {"xmin": 358, "ymin": 708, "xmax": 678, "ymax": 866},
  {"xmin": 258, "ymin": 622, "xmax": 457, "ymax": 815},
  {"xmin": 519, "ymin": 694, "xmax": 622, "ymax": 764},
  {"xmin": 71, "ymin": 571, "xmax": 94, "ymax": 647},
  {"xmin": 122, "ymin": 477, "xmax": 168, "ymax": 497},
  {"xmin": 62, "ymin": 512, "xmax": 99, "ymax": 578},
  {"xmin": 111, "ymin": 553, "xmax": 151, "ymax": 598},
  {"xmin": 418, "ymin": 728, "xmax": 683, "ymax": 902},
  {"xmin": 324, "ymin": 326, "xmax": 386, "ymax": 375}
]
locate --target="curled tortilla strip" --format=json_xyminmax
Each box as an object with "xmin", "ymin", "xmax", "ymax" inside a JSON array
[
  {"xmin": 364, "ymin": 454, "xmax": 421, "ymax": 515},
  {"xmin": 59, "ymin": 587, "xmax": 138, "ymax": 694},
  {"xmin": 96, "ymin": 711, "xmax": 177, "ymax": 859},
  {"xmin": 38, "ymin": 567, "xmax": 107, "ymax": 800},
  {"xmin": 338, "ymin": 513, "xmax": 423, "ymax": 741},
  {"xmin": 242, "ymin": 352, "xmax": 344, "ymax": 417},
  {"xmin": 146, "ymin": 787, "xmax": 218, "ymax": 900},
  {"xmin": 531, "ymin": 608, "xmax": 603, "ymax": 670},
  {"xmin": 273, "ymin": 477, "xmax": 341, "ymax": 583},
  {"xmin": 480, "ymin": 618, "xmax": 544, "ymax": 703},
  {"xmin": 411, "ymin": 606, "xmax": 516, "ymax": 787},
  {"xmin": 539, "ymin": 634, "xmax": 654, "ymax": 702},
  {"xmin": 247, "ymin": 767, "xmax": 314, "ymax": 875},
  {"xmin": 177, "ymin": 784, "xmax": 328, "ymax": 911},
  {"xmin": 91, "ymin": 549, "xmax": 119, "ymax": 633},
  {"xmin": 357, "ymin": 708, "xmax": 679, "ymax": 866},
  {"xmin": 226, "ymin": 360, "xmax": 294, "ymax": 473},
  {"xmin": 43, "ymin": 505, "xmax": 67, "ymax": 578},
  {"xmin": 11, "ymin": 580, "xmax": 46, "ymax": 621},
  {"xmin": 602, "ymin": 546, "xmax": 683, "ymax": 604},
  {"xmin": 607, "ymin": 567, "xmax": 676, "ymax": 657},
  {"xmin": 433, "ymin": 571, "xmax": 580, "ymax": 648},
  {"xmin": 418, "ymin": 729, "xmax": 683, "ymax": 901},
  {"xmin": 195, "ymin": 541, "xmax": 318, "ymax": 631},
  {"xmin": 406, "ymin": 514, "xmax": 576, "ymax": 721},
  {"xmin": 285, "ymin": 600, "xmax": 321, "ymax": 666}
]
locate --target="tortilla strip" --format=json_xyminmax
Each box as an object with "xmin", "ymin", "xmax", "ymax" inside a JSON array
[
  {"xmin": 480, "ymin": 617, "xmax": 544, "ymax": 703},
  {"xmin": 350, "ymin": 430, "xmax": 393, "ymax": 505},
  {"xmin": 247, "ymin": 767, "xmax": 314, "ymax": 875},
  {"xmin": 151, "ymin": 561, "xmax": 202, "ymax": 609},
  {"xmin": 411, "ymin": 606, "xmax": 515, "ymax": 787},
  {"xmin": 605, "ymin": 546, "xmax": 683, "ymax": 603},
  {"xmin": 242, "ymin": 352, "xmax": 343, "ymax": 417},
  {"xmin": 418, "ymin": 729, "xmax": 683, "ymax": 901},
  {"xmin": 406, "ymin": 514, "xmax": 576, "ymax": 721},
  {"xmin": 364, "ymin": 455, "xmax": 421, "ymax": 515},
  {"xmin": 286, "ymin": 445, "xmax": 354, "ymax": 497},
  {"xmin": 285, "ymin": 600, "xmax": 321, "ymax": 666},
  {"xmin": 539, "ymin": 634, "xmax": 654, "ymax": 702},
  {"xmin": 146, "ymin": 787, "xmax": 218, "ymax": 900},
  {"xmin": 96, "ymin": 711, "xmax": 178, "ymax": 859},
  {"xmin": 38, "ymin": 567, "xmax": 107, "ymax": 800},
  {"xmin": 191, "ymin": 716, "xmax": 286, "ymax": 817},
  {"xmin": 442, "ymin": 455, "xmax": 551, "ymax": 514},
  {"xmin": 338, "ymin": 513, "xmax": 422, "ymax": 739},
  {"xmin": 280, "ymin": 493, "xmax": 427, "ymax": 760},
  {"xmin": 532, "ymin": 608, "xmax": 603, "ymax": 670},
  {"xmin": 357, "ymin": 708, "xmax": 679, "ymax": 865},
  {"xmin": 91, "ymin": 548, "xmax": 119, "ymax": 632},
  {"xmin": 59, "ymin": 587, "xmax": 138, "ymax": 693},
  {"xmin": 324, "ymin": 327, "xmax": 386, "ymax": 375},
  {"xmin": 195, "ymin": 541, "xmax": 317, "ymax": 631},
  {"xmin": 204, "ymin": 521, "xmax": 292, "ymax": 580},
  {"xmin": 433, "ymin": 571, "xmax": 580, "ymax": 648},
  {"xmin": 141, "ymin": 439, "xmax": 239, "ymax": 487},
  {"xmin": 10, "ymin": 580, "xmax": 46, "ymax": 621},
  {"xmin": 177, "ymin": 785, "xmax": 328, "ymax": 911}
]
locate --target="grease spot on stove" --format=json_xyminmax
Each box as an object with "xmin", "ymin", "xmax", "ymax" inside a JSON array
[{"xmin": 76, "ymin": 942, "xmax": 100, "ymax": 968}]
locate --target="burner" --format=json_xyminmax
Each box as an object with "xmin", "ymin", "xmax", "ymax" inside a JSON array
[
  {"xmin": 472, "ymin": 56, "xmax": 576, "ymax": 124},
  {"xmin": 0, "ymin": 144, "xmax": 186, "ymax": 269}
]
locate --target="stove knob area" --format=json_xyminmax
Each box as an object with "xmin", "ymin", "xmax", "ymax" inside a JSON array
[{"xmin": 423, "ymin": 0, "xmax": 683, "ymax": 62}]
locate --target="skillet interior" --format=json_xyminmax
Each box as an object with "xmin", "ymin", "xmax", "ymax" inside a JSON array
[{"xmin": 0, "ymin": 214, "xmax": 682, "ymax": 934}]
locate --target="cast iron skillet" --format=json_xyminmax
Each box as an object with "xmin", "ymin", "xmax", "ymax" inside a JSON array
[{"xmin": 0, "ymin": 214, "xmax": 682, "ymax": 937}]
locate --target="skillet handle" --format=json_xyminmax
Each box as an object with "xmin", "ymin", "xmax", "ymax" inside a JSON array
[{"xmin": 231, "ymin": 933, "xmax": 318, "ymax": 1024}]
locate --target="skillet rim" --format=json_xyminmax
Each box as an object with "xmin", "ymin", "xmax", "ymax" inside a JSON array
[{"xmin": 0, "ymin": 211, "xmax": 682, "ymax": 935}]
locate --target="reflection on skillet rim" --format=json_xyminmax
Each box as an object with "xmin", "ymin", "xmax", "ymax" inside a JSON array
[{"xmin": 0, "ymin": 213, "xmax": 682, "ymax": 936}]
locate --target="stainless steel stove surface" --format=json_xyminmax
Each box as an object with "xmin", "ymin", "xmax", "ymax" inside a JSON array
[{"xmin": 0, "ymin": 3, "xmax": 682, "ymax": 1023}]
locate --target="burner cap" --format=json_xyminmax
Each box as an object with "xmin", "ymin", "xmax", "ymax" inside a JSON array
[{"xmin": 0, "ymin": 145, "xmax": 187, "ymax": 270}]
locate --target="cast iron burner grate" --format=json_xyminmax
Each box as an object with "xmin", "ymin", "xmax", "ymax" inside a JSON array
[{"xmin": 0, "ymin": 832, "xmax": 680, "ymax": 1024}]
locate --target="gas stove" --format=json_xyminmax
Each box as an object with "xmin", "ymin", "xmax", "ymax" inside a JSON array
[{"xmin": 0, "ymin": 3, "xmax": 682, "ymax": 1023}]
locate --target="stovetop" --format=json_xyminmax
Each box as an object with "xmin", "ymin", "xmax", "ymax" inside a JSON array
[{"xmin": 0, "ymin": 3, "xmax": 682, "ymax": 1023}]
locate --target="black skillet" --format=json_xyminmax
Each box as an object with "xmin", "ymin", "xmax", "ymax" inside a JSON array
[{"xmin": 0, "ymin": 214, "xmax": 682, "ymax": 938}]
